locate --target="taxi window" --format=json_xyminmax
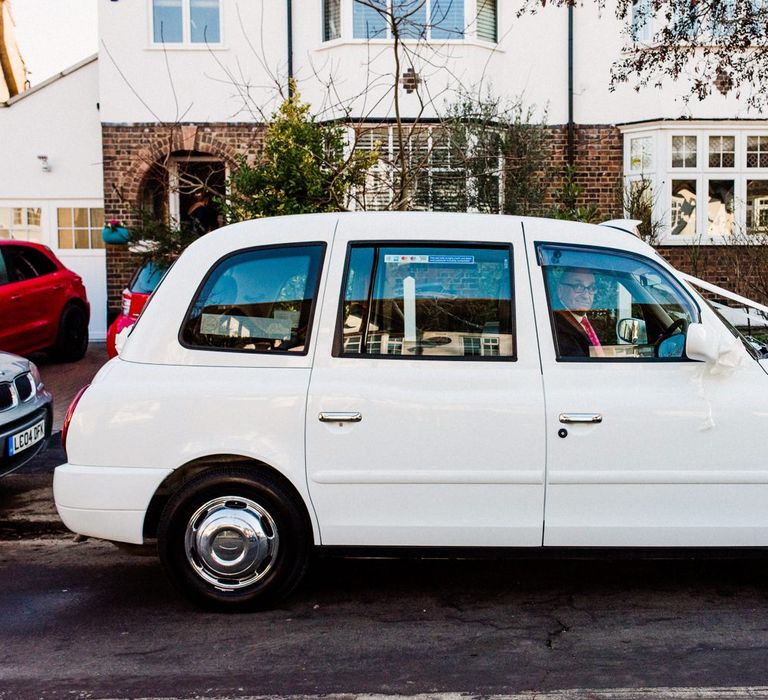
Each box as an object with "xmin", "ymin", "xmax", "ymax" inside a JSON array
[
  {"xmin": 337, "ymin": 243, "xmax": 515, "ymax": 359},
  {"xmin": 538, "ymin": 244, "xmax": 698, "ymax": 361},
  {"xmin": 181, "ymin": 244, "xmax": 325, "ymax": 353}
]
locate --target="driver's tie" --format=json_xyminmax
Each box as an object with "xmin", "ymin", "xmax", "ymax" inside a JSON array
[{"xmin": 581, "ymin": 317, "xmax": 605, "ymax": 358}]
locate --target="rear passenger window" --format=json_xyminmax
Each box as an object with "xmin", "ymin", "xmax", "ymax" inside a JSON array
[
  {"xmin": 181, "ymin": 244, "xmax": 325, "ymax": 353},
  {"xmin": 4, "ymin": 247, "xmax": 57, "ymax": 281},
  {"xmin": 338, "ymin": 244, "xmax": 515, "ymax": 359}
]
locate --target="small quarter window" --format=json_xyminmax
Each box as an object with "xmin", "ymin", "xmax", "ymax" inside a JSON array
[
  {"xmin": 339, "ymin": 244, "xmax": 515, "ymax": 359},
  {"xmin": 181, "ymin": 244, "xmax": 325, "ymax": 353}
]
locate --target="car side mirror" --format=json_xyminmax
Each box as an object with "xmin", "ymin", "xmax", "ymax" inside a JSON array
[
  {"xmin": 685, "ymin": 322, "xmax": 718, "ymax": 363},
  {"xmin": 617, "ymin": 318, "xmax": 647, "ymax": 344}
]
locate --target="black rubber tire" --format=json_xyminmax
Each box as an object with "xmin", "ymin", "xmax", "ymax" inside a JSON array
[
  {"xmin": 157, "ymin": 467, "xmax": 311, "ymax": 611},
  {"xmin": 52, "ymin": 304, "xmax": 89, "ymax": 362}
]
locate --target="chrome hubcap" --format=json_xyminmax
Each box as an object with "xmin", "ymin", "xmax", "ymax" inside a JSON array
[{"xmin": 184, "ymin": 496, "xmax": 279, "ymax": 590}]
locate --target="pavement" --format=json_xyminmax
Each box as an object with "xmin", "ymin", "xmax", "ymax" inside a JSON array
[
  {"xmin": 1, "ymin": 343, "xmax": 109, "ymax": 539},
  {"xmin": 31, "ymin": 341, "xmax": 109, "ymax": 431}
]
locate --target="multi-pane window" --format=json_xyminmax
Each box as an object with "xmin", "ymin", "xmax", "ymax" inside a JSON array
[
  {"xmin": 412, "ymin": 134, "xmax": 469, "ymax": 212},
  {"xmin": 629, "ymin": 136, "xmax": 653, "ymax": 172},
  {"xmin": 707, "ymin": 180, "xmax": 734, "ymax": 236},
  {"xmin": 181, "ymin": 244, "xmax": 325, "ymax": 353},
  {"xmin": 0, "ymin": 208, "xmax": 43, "ymax": 243},
  {"xmin": 476, "ymin": 0, "xmax": 497, "ymax": 41},
  {"xmin": 429, "ymin": 0, "xmax": 464, "ymax": 38},
  {"xmin": 709, "ymin": 136, "xmax": 735, "ymax": 168},
  {"xmin": 671, "ymin": 135, "xmax": 697, "ymax": 168},
  {"xmin": 353, "ymin": 0, "xmax": 388, "ymax": 38},
  {"xmin": 323, "ymin": 0, "xmax": 342, "ymax": 40},
  {"xmin": 340, "ymin": 244, "xmax": 515, "ymax": 359},
  {"xmin": 354, "ymin": 127, "xmax": 396, "ymax": 210},
  {"xmin": 670, "ymin": 180, "xmax": 696, "ymax": 236},
  {"xmin": 625, "ymin": 129, "xmax": 768, "ymax": 241},
  {"xmin": 152, "ymin": 0, "xmax": 221, "ymax": 44},
  {"xmin": 631, "ymin": 0, "xmax": 653, "ymax": 42},
  {"xmin": 353, "ymin": 126, "xmax": 494, "ymax": 212},
  {"xmin": 746, "ymin": 180, "xmax": 768, "ymax": 233},
  {"xmin": 57, "ymin": 208, "xmax": 105, "ymax": 249},
  {"xmin": 352, "ymin": 0, "xmax": 465, "ymax": 40},
  {"xmin": 747, "ymin": 136, "xmax": 768, "ymax": 168},
  {"xmin": 463, "ymin": 335, "xmax": 500, "ymax": 356}
]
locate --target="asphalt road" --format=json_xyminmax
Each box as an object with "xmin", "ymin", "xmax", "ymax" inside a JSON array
[
  {"xmin": 3, "ymin": 535, "xmax": 768, "ymax": 698},
  {"xmin": 4, "ymin": 348, "xmax": 768, "ymax": 699}
]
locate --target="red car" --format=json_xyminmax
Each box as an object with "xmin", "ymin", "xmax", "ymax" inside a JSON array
[
  {"xmin": 106, "ymin": 262, "xmax": 165, "ymax": 358},
  {"xmin": 0, "ymin": 241, "xmax": 90, "ymax": 361}
]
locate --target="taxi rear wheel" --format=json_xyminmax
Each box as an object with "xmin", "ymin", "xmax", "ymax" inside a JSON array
[{"xmin": 157, "ymin": 468, "xmax": 310, "ymax": 611}]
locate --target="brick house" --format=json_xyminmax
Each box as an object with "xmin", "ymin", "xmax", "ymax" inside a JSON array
[{"xmin": 90, "ymin": 1, "xmax": 768, "ymax": 313}]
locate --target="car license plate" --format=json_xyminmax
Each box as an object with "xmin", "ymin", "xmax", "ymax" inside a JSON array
[{"xmin": 8, "ymin": 418, "xmax": 46, "ymax": 456}]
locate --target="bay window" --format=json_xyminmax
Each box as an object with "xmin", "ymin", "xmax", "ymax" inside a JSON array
[
  {"xmin": 323, "ymin": 0, "xmax": 497, "ymax": 42},
  {"xmin": 623, "ymin": 126, "xmax": 768, "ymax": 242}
]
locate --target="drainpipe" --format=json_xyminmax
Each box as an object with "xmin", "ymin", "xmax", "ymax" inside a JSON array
[
  {"xmin": 567, "ymin": 3, "xmax": 575, "ymax": 166},
  {"xmin": 287, "ymin": 0, "xmax": 294, "ymax": 97}
]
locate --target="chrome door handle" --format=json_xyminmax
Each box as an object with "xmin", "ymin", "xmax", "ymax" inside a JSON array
[
  {"xmin": 559, "ymin": 413, "xmax": 603, "ymax": 424},
  {"xmin": 318, "ymin": 412, "xmax": 362, "ymax": 423}
]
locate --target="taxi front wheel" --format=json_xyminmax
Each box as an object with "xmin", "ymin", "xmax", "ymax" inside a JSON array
[{"xmin": 157, "ymin": 467, "xmax": 311, "ymax": 611}]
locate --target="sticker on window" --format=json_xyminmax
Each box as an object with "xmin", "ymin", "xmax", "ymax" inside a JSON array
[{"xmin": 383, "ymin": 254, "xmax": 475, "ymax": 265}]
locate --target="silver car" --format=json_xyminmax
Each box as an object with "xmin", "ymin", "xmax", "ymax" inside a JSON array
[{"xmin": 0, "ymin": 353, "xmax": 52, "ymax": 477}]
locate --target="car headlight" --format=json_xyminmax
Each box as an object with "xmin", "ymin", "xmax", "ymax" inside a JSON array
[{"xmin": 28, "ymin": 361, "xmax": 43, "ymax": 390}]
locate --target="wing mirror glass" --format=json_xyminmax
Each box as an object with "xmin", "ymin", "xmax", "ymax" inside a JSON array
[{"xmin": 617, "ymin": 318, "xmax": 647, "ymax": 344}]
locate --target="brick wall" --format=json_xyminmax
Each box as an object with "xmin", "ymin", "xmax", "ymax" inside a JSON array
[
  {"xmin": 101, "ymin": 123, "xmax": 265, "ymax": 313},
  {"xmin": 658, "ymin": 245, "xmax": 768, "ymax": 304},
  {"xmin": 101, "ymin": 120, "xmax": 763, "ymax": 314},
  {"xmin": 546, "ymin": 124, "xmax": 625, "ymax": 219}
]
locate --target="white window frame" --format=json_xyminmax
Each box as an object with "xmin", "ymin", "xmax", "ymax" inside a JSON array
[
  {"xmin": 349, "ymin": 124, "xmax": 500, "ymax": 212},
  {"xmin": 630, "ymin": 0, "xmax": 653, "ymax": 43},
  {"xmin": 323, "ymin": 0, "xmax": 342, "ymax": 41},
  {"xmin": 670, "ymin": 133, "xmax": 699, "ymax": 170},
  {"xmin": 707, "ymin": 134, "xmax": 737, "ymax": 170},
  {"xmin": 349, "ymin": 0, "xmax": 472, "ymax": 42},
  {"xmin": 56, "ymin": 205, "xmax": 107, "ymax": 251},
  {"xmin": 0, "ymin": 206, "xmax": 43, "ymax": 243},
  {"xmin": 628, "ymin": 134, "xmax": 654, "ymax": 173},
  {"xmin": 148, "ymin": 0, "xmax": 224, "ymax": 48}
]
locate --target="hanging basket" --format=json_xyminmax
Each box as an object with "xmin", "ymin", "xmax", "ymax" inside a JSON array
[{"xmin": 102, "ymin": 225, "xmax": 130, "ymax": 245}]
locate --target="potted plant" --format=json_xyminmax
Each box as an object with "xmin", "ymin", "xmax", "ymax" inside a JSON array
[{"xmin": 102, "ymin": 219, "xmax": 130, "ymax": 245}]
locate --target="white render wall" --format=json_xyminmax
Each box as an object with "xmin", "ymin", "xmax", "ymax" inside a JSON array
[
  {"xmin": 0, "ymin": 58, "xmax": 103, "ymax": 199},
  {"xmin": 97, "ymin": 0, "xmax": 288, "ymax": 124},
  {"xmin": 0, "ymin": 57, "xmax": 107, "ymax": 340},
  {"xmin": 97, "ymin": 0, "xmax": 761, "ymax": 126}
]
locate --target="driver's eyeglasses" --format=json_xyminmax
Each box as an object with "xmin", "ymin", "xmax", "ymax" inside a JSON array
[{"xmin": 560, "ymin": 281, "xmax": 597, "ymax": 294}]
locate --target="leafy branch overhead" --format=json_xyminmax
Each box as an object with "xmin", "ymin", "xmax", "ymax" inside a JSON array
[
  {"xmin": 221, "ymin": 86, "xmax": 378, "ymax": 222},
  {"xmin": 519, "ymin": 0, "xmax": 768, "ymax": 110}
]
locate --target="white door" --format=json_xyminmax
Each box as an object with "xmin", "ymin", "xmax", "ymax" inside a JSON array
[
  {"xmin": 305, "ymin": 218, "xmax": 546, "ymax": 547},
  {"xmin": 524, "ymin": 223, "xmax": 768, "ymax": 547},
  {"xmin": 56, "ymin": 251, "xmax": 107, "ymax": 341}
]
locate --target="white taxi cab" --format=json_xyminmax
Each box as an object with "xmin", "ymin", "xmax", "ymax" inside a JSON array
[{"xmin": 54, "ymin": 212, "xmax": 768, "ymax": 609}]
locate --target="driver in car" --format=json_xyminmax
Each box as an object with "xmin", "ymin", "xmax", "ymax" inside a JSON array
[{"xmin": 553, "ymin": 268, "xmax": 606, "ymax": 358}]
